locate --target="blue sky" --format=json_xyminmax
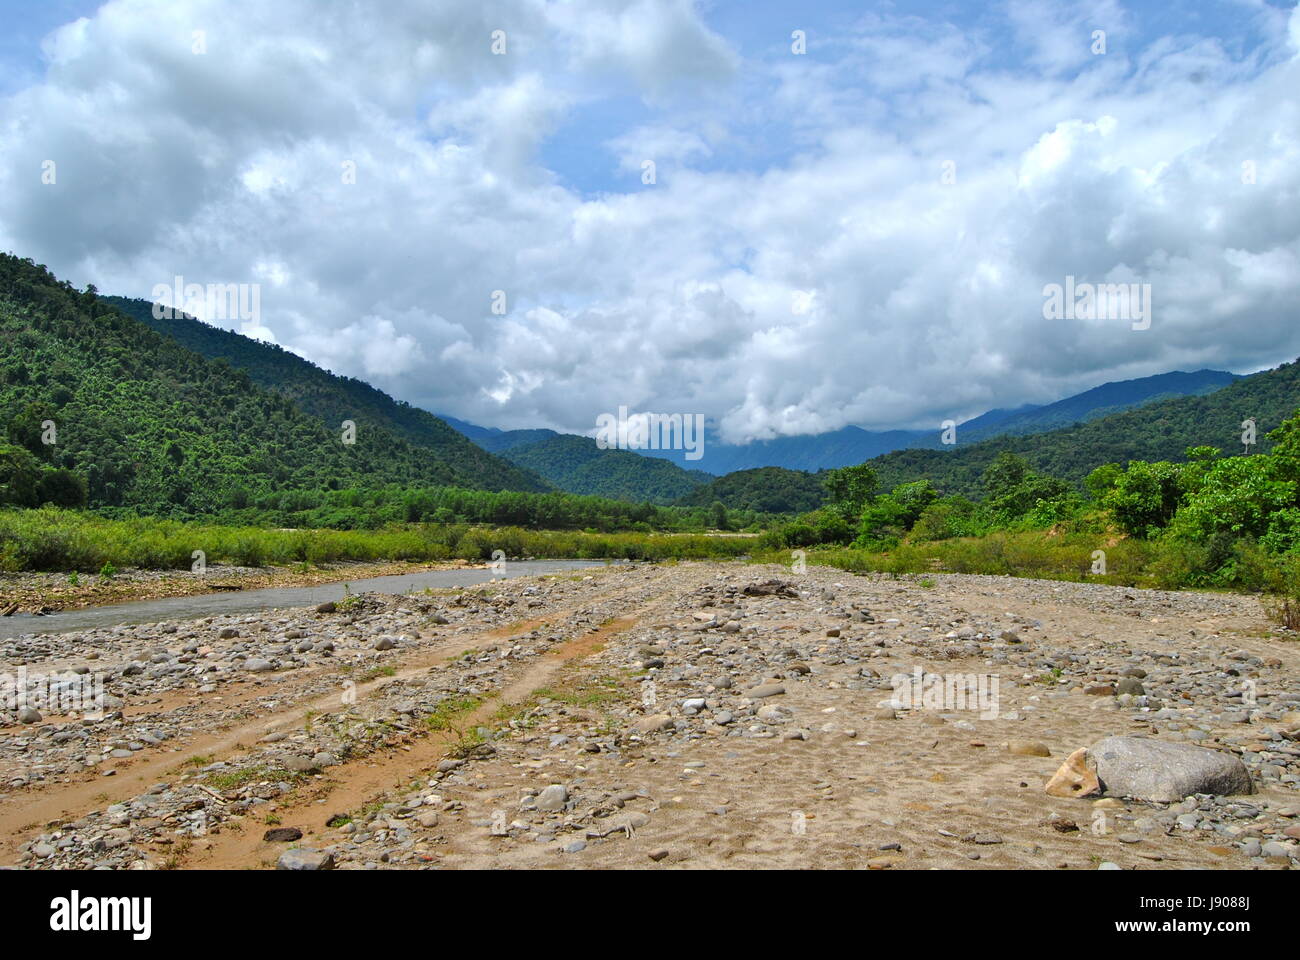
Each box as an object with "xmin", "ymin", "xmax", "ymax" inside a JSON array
[{"xmin": 0, "ymin": 0, "xmax": 1298, "ymax": 442}]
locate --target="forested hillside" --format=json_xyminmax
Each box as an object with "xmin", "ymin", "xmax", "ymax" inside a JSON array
[
  {"xmin": 674, "ymin": 466, "xmax": 826, "ymax": 513},
  {"xmin": 499, "ymin": 433, "xmax": 712, "ymax": 503},
  {"xmin": 0, "ymin": 255, "xmax": 538, "ymax": 515},
  {"xmin": 108, "ymin": 296, "xmax": 546, "ymax": 493},
  {"xmin": 868, "ymin": 359, "xmax": 1300, "ymax": 498}
]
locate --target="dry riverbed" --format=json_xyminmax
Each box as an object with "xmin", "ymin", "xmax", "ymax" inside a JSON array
[
  {"xmin": 0, "ymin": 559, "xmax": 480, "ymax": 613},
  {"xmin": 2, "ymin": 561, "xmax": 1298, "ymax": 870}
]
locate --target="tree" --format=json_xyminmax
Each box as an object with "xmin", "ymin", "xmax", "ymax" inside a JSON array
[
  {"xmin": 36, "ymin": 468, "xmax": 87, "ymax": 508},
  {"xmin": 823, "ymin": 464, "xmax": 878, "ymax": 521},
  {"xmin": 0, "ymin": 443, "xmax": 41, "ymax": 506}
]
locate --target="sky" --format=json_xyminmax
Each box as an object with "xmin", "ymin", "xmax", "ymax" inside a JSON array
[{"xmin": 0, "ymin": 0, "xmax": 1297, "ymax": 444}]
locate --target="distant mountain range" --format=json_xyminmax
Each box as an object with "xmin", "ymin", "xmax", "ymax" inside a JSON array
[
  {"xmin": 441, "ymin": 368, "xmax": 1240, "ymax": 479},
  {"xmin": 614, "ymin": 368, "xmax": 1240, "ymax": 474}
]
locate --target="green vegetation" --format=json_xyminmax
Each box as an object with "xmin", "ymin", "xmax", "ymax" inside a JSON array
[
  {"xmin": 674, "ymin": 466, "xmax": 826, "ymax": 514},
  {"xmin": 106, "ymin": 295, "xmax": 547, "ymax": 494},
  {"xmin": 864, "ymin": 358, "xmax": 1300, "ymax": 497},
  {"xmin": 762, "ymin": 413, "xmax": 1300, "ymax": 623},
  {"xmin": 493, "ymin": 432, "xmax": 712, "ymax": 503},
  {"xmin": 0, "ymin": 507, "xmax": 755, "ymax": 572},
  {"xmin": 0, "ymin": 255, "xmax": 546, "ymax": 517}
]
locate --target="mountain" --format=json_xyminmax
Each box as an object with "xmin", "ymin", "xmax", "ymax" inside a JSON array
[
  {"xmin": 105, "ymin": 296, "xmax": 547, "ymax": 493},
  {"xmin": 0, "ymin": 255, "xmax": 544, "ymax": 515},
  {"xmin": 496, "ymin": 433, "xmax": 712, "ymax": 504},
  {"xmin": 866, "ymin": 358, "xmax": 1300, "ymax": 499},
  {"xmin": 951, "ymin": 369, "xmax": 1240, "ymax": 443},
  {"xmin": 673, "ymin": 466, "xmax": 827, "ymax": 514},
  {"xmin": 629, "ymin": 369, "xmax": 1239, "ymax": 473}
]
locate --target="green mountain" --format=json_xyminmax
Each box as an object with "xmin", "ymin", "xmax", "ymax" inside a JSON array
[
  {"xmin": 0, "ymin": 255, "xmax": 542, "ymax": 515},
  {"xmin": 106, "ymin": 296, "xmax": 546, "ymax": 494},
  {"xmin": 674, "ymin": 466, "xmax": 826, "ymax": 513},
  {"xmin": 497, "ymin": 432, "xmax": 712, "ymax": 504},
  {"xmin": 948, "ymin": 369, "xmax": 1240, "ymax": 444},
  {"xmin": 868, "ymin": 358, "xmax": 1300, "ymax": 498}
]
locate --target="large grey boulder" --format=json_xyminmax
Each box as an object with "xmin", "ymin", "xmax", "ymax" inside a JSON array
[{"xmin": 1089, "ymin": 737, "xmax": 1252, "ymax": 802}]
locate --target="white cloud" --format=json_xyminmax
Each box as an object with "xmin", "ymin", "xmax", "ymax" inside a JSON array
[{"xmin": 0, "ymin": 0, "xmax": 1298, "ymax": 445}]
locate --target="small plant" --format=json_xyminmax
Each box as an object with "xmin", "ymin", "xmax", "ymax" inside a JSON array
[
  {"xmin": 918, "ymin": 577, "xmax": 935, "ymax": 588},
  {"xmin": 98, "ymin": 561, "xmax": 117, "ymax": 580},
  {"xmin": 360, "ymin": 665, "xmax": 396, "ymax": 682},
  {"xmin": 67, "ymin": 571, "xmax": 79, "ymax": 587}
]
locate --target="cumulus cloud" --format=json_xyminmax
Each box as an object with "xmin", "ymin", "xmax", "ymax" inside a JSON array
[{"xmin": 0, "ymin": 0, "xmax": 1298, "ymax": 444}]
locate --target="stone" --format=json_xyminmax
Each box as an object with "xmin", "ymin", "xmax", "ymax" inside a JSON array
[
  {"xmin": 1116, "ymin": 678, "xmax": 1145, "ymax": 696},
  {"xmin": 17, "ymin": 707, "xmax": 41, "ymax": 724},
  {"xmin": 746, "ymin": 683, "xmax": 785, "ymax": 699},
  {"xmin": 244, "ymin": 658, "xmax": 274, "ymax": 673},
  {"xmin": 648, "ymin": 848, "xmax": 670, "ymax": 862},
  {"xmin": 632, "ymin": 714, "xmax": 673, "ymax": 734},
  {"xmin": 315, "ymin": 602, "xmax": 337, "ymax": 613},
  {"xmin": 373, "ymin": 637, "xmax": 396, "ymax": 651},
  {"xmin": 1008, "ymin": 740, "xmax": 1051, "ymax": 757},
  {"xmin": 536, "ymin": 784, "xmax": 568, "ymax": 812},
  {"xmin": 263, "ymin": 827, "xmax": 303, "ymax": 842},
  {"xmin": 1088, "ymin": 737, "xmax": 1253, "ymax": 803},
  {"xmin": 1045, "ymin": 747, "xmax": 1101, "ymax": 799},
  {"xmin": 277, "ymin": 847, "xmax": 334, "ymax": 870}
]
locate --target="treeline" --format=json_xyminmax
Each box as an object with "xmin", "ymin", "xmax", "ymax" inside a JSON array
[
  {"xmin": 763, "ymin": 409, "xmax": 1300, "ymax": 598},
  {"xmin": 163, "ymin": 483, "xmax": 776, "ymax": 532}
]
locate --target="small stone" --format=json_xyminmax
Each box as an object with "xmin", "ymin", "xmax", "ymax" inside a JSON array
[
  {"xmin": 277, "ymin": 848, "xmax": 334, "ymax": 870},
  {"xmin": 263, "ymin": 827, "xmax": 303, "ymax": 842},
  {"xmin": 747, "ymin": 683, "xmax": 786, "ymax": 699},
  {"xmin": 1008, "ymin": 740, "xmax": 1051, "ymax": 757},
  {"xmin": 536, "ymin": 784, "xmax": 568, "ymax": 812}
]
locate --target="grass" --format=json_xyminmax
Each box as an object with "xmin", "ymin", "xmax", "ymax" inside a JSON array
[
  {"xmin": 0, "ymin": 506, "xmax": 754, "ymax": 573},
  {"xmin": 359, "ymin": 665, "xmax": 397, "ymax": 682},
  {"xmin": 422, "ymin": 695, "xmax": 484, "ymax": 732}
]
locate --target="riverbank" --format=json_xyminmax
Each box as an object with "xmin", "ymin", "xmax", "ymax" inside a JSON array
[{"xmin": 0, "ymin": 559, "xmax": 480, "ymax": 613}]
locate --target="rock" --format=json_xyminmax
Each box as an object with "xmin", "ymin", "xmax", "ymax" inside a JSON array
[
  {"xmin": 1008, "ymin": 740, "xmax": 1051, "ymax": 757},
  {"xmin": 536, "ymin": 784, "xmax": 568, "ymax": 812},
  {"xmin": 1089, "ymin": 737, "xmax": 1253, "ymax": 803},
  {"xmin": 218, "ymin": 627, "xmax": 239, "ymax": 639},
  {"xmin": 563, "ymin": 840, "xmax": 587, "ymax": 854},
  {"xmin": 746, "ymin": 683, "xmax": 785, "ymax": 699},
  {"xmin": 244, "ymin": 658, "xmax": 274, "ymax": 673},
  {"xmin": 648, "ymin": 848, "xmax": 670, "ymax": 862},
  {"xmin": 276, "ymin": 847, "xmax": 334, "ymax": 870},
  {"xmin": 1084, "ymin": 685, "xmax": 1115, "ymax": 696},
  {"xmin": 263, "ymin": 827, "xmax": 303, "ymax": 842},
  {"xmin": 373, "ymin": 636, "xmax": 396, "ymax": 651},
  {"xmin": 315, "ymin": 601, "xmax": 337, "ymax": 613},
  {"xmin": 1116, "ymin": 677, "xmax": 1145, "ymax": 696},
  {"xmin": 1045, "ymin": 747, "xmax": 1101, "ymax": 799},
  {"xmin": 631, "ymin": 714, "xmax": 673, "ymax": 734},
  {"xmin": 16, "ymin": 707, "xmax": 42, "ymax": 724}
]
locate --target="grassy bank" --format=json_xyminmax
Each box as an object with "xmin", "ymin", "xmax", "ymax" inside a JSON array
[
  {"xmin": 0, "ymin": 508, "xmax": 754, "ymax": 574},
  {"xmin": 757, "ymin": 526, "xmax": 1290, "ymax": 595}
]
